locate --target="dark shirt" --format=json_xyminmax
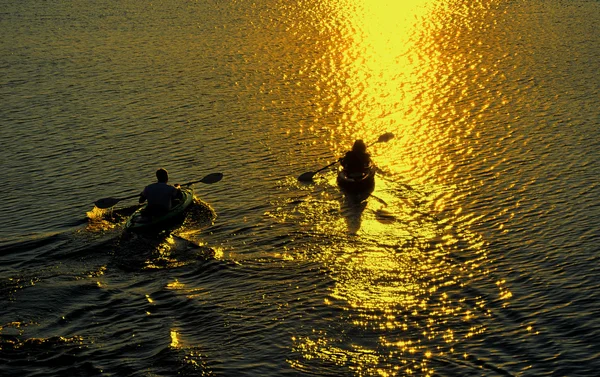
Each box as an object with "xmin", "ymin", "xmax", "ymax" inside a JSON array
[
  {"xmin": 140, "ymin": 182, "xmax": 180, "ymax": 215},
  {"xmin": 341, "ymin": 151, "xmax": 371, "ymax": 174}
]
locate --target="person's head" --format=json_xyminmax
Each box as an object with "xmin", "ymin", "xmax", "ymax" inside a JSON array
[
  {"xmin": 352, "ymin": 140, "xmax": 367, "ymax": 153},
  {"xmin": 156, "ymin": 168, "xmax": 169, "ymax": 183}
]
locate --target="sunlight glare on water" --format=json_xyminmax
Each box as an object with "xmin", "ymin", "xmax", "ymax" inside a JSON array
[
  {"xmin": 1, "ymin": 0, "xmax": 599, "ymax": 375},
  {"xmin": 277, "ymin": 0, "xmax": 510, "ymax": 374},
  {"xmin": 290, "ymin": 0, "xmax": 433, "ymax": 147}
]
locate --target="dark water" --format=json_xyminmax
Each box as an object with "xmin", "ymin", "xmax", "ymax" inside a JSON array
[{"xmin": 1, "ymin": 0, "xmax": 599, "ymax": 376}]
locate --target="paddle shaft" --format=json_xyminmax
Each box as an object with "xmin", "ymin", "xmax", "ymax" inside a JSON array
[
  {"xmin": 94, "ymin": 172, "xmax": 223, "ymax": 208},
  {"xmin": 318, "ymin": 138, "xmax": 380, "ymax": 172},
  {"xmin": 314, "ymin": 160, "xmax": 340, "ymax": 174},
  {"xmin": 298, "ymin": 132, "xmax": 394, "ymax": 181}
]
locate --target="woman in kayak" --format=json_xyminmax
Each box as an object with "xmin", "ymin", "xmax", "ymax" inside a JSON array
[
  {"xmin": 340, "ymin": 140, "xmax": 372, "ymax": 177},
  {"xmin": 139, "ymin": 168, "xmax": 182, "ymax": 216}
]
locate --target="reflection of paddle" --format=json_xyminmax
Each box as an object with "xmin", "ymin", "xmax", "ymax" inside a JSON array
[
  {"xmin": 94, "ymin": 172, "xmax": 223, "ymax": 209},
  {"xmin": 298, "ymin": 132, "xmax": 394, "ymax": 182}
]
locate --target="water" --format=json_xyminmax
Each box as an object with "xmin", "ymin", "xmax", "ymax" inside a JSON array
[{"xmin": 1, "ymin": 0, "xmax": 599, "ymax": 375}]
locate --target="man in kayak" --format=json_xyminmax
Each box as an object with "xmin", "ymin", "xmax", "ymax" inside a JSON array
[
  {"xmin": 139, "ymin": 168, "xmax": 182, "ymax": 216},
  {"xmin": 340, "ymin": 140, "xmax": 372, "ymax": 177}
]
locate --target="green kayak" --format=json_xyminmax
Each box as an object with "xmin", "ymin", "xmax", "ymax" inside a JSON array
[{"xmin": 125, "ymin": 187, "xmax": 195, "ymax": 232}]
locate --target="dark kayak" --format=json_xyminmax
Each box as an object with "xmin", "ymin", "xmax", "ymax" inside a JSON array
[
  {"xmin": 125, "ymin": 187, "xmax": 195, "ymax": 232},
  {"xmin": 336, "ymin": 164, "xmax": 376, "ymax": 195}
]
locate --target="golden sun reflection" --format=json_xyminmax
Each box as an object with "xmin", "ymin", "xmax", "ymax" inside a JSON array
[
  {"xmin": 170, "ymin": 329, "xmax": 180, "ymax": 348},
  {"xmin": 166, "ymin": 279, "xmax": 185, "ymax": 290},
  {"xmin": 308, "ymin": 0, "xmax": 435, "ymax": 149},
  {"xmin": 283, "ymin": 0, "xmax": 511, "ymax": 374}
]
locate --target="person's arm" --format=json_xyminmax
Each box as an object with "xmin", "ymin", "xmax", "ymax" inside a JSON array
[
  {"xmin": 172, "ymin": 184, "xmax": 183, "ymax": 200},
  {"xmin": 340, "ymin": 152, "xmax": 349, "ymax": 168},
  {"xmin": 139, "ymin": 189, "xmax": 147, "ymax": 204}
]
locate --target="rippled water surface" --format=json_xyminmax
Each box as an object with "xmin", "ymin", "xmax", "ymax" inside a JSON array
[{"xmin": 1, "ymin": 0, "xmax": 599, "ymax": 376}]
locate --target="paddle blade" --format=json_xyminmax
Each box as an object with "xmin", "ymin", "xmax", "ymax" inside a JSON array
[
  {"xmin": 199, "ymin": 172, "xmax": 223, "ymax": 184},
  {"xmin": 298, "ymin": 171, "xmax": 316, "ymax": 182},
  {"xmin": 94, "ymin": 197, "xmax": 123, "ymax": 209},
  {"xmin": 377, "ymin": 132, "xmax": 394, "ymax": 143}
]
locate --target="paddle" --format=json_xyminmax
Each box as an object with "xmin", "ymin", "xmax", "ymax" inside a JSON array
[
  {"xmin": 297, "ymin": 132, "xmax": 394, "ymax": 182},
  {"xmin": 94, "ymin": 172, "xmax": 223, "ymax": 209}
]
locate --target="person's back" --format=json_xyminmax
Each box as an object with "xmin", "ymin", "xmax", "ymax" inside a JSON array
[
  {"xmin": 140, "ymin": 168, "xmax": 181, "ymax": 216},
  {"xmin": 341, "ymin": 140, "xmax": 371, "ymax": 175}
]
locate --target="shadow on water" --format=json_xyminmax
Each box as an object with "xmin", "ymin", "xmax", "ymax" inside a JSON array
[
  {"xmin": 110, "ymin": 231, "xmax": 216, "ymax": 272},
  {"xmin": 338, "ymin": 174, "xmax": 421, "ymax": 237},
  {"xmin": 339, "ymin": 191, "xmax": 372, "ymax": 235},
  {"xmin": 295, "ymin": 173, "xmax": 376, "ymax": 235}
]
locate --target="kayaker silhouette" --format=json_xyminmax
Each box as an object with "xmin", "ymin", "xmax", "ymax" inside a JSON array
[
  {"xmin": 139, "ymin": 168, "xmax": 182, "ymax": 216},
  {"xmin": 340, "ymin": 140, "xmax": 372, "ymax": 177}
]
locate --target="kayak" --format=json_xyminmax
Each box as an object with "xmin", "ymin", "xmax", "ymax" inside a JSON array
[
  {"xmin": 125, "ymin": 187, "xmax": 195, "ymax": 232},
  {"xmin": 336, "ymin": 164, "xmax": 376, "ymax": 195}
]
